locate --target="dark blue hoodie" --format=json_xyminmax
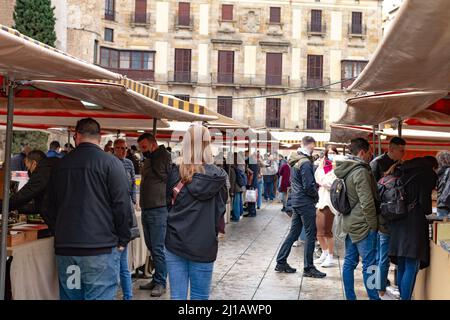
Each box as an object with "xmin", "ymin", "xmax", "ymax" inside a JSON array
[{"xmin": 165, "ymin": 164, "xmax": 228, "ymax": 263}]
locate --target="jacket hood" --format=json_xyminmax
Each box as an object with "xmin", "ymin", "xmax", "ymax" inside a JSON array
[
  {"xmin": 334, "ymin": 155, "xmax": 368, "ymax": 178},
  {"xmin": 288, "ymin": 151, "xmax": 310, "ymax": 167},
  {"xmin": 186, "ymin": 164, "xmax": 227, "ymax": 200},
  {"xmin": 402, "ymin": 157, "xmax": 437, "ymax": 174}
]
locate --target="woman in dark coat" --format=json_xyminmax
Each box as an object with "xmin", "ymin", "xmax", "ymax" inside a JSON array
[{"xmin": 389, "ymin": 156, "xmax": 438, "ymax": 300}]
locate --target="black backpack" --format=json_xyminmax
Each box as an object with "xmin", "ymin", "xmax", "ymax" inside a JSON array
[
  {"xmin": 330, "ymin": 165, "xmax": 364, "ymax": 216},
  {"xmin": 378, "ymin": 172, "xmax": 419, "ymax": 221}
]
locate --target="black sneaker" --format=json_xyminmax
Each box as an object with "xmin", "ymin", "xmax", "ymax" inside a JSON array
[
  {"xmin": 303, "ymin": 267, "xmax": 326, "ymax": 278},
  {"xmin": 243, "ymin": 213, "xmax": 256, "ymax": 217},
  {"xmin": 275, "ymin": 263, "xmax": 297, "ymax": 273},
  {"xmin": 139, "ymin": 281, "xmax": 156, "ymax": 290},
  {"xmin": 150, "ymin": 284, "xmax": 166, "ymax": 297}
]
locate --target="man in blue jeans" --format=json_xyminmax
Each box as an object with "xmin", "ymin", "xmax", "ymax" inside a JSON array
[
  {"xmin": 47, "ymin": 118, "xmax": 133, "ymax": 300},
  {"xmin": 370, "ymin": 136, "xmax": 406, "ymax": 299},
  {"xmin": 138, "ymin": 133, "xmax": 172, "ymax": 297},
  {"xmin": 275, "ymin": 136, "xmax": 326, "ymax": 278},
  {"xmin": 335, "ymin": 138, "xmax": 380, "ymax": 300}
]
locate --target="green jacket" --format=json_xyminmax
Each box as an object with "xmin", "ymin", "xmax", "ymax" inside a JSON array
[{"xmin": 334, "ymin": 155, "xmax": 379, "ymax": 243}]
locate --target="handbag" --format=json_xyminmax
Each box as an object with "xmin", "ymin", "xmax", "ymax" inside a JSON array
[{"xmin": 245, "ymin": 189, "xmax": 257, "ymax": 203}]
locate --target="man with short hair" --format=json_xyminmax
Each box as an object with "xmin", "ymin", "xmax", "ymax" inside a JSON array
[
  {"xmin": 47, "ymin": 140, "xmax": 64, "ymax": 158},
  {"xmin": 137, "ymin": 132, "xmax": 172, "ymax": 297},
  {"xmin": 113, "ymin": 138, "xmax": 139, "ymax": 300},
  {"xmin": 275, "ymin": 136, "xmax": 326, "ymax": 278},
  {"xmin": 370, "ymin": 136, "xmax": 406, "ymax": 300},
  {"xmin": 11, "ymin": 144, "xmax": 32, "ymax": 171},
  {"xmin": 47, "ymin": 118, "xmax": 133, "ymax": 300},
  {"xmin": 335, "ymin": 138, "xmax": 379, "ymax": 300},
  {"xmin": 371, "ymin": 137, "xmax": 406, "ymax": 182}
]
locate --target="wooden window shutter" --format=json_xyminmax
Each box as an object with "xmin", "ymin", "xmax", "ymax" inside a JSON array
[
  {"xmin": 178, "ymin": 2, "xmax": 190, "ymax": 26},
  {"xmin": 270, "ymin": 7, "xmax": 281, "ymax": 23},
  {"xmin": 222, "ymin": 5, "xmax": 233, "ymax": 21},
  {"xmin": 311, "ymin": 10, "xmax": 322, "ymax": 32},
  {"xmin": 266, "ymin": 53, "xmax": 282, "ymax": 85}
]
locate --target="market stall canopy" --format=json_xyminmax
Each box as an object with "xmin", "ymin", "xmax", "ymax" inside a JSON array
[
  {"xmin": 349, "ymin": 0, "xmax": 450, "ymax": 92},
  {"xmin": 269, "ymin": 131, "xmax": 330, "ymax": 148},
  {"xmin": 0, "ymin": 24, "xmax": 121, "ymax": 80},
  {"xmin": 30, "ymin": 80, "xmax": 218, "ymax": 122},
  {"xmin": 158, "ymin": 94, "xmax": 248, "ymax": 129},
  {"xmin": 337, "ymin": 91, "xmax": 448, "ymax": 125},
  {"xmin": 403, "ymin": 98, "xmax": 450, "ymax": 132}
]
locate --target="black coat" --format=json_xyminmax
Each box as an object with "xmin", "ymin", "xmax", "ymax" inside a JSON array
[
  {"xmin": 165, "ymin": 164, "xmax": 228, "ymax": 263},
  {"xmin": 389, "ymin": 157, "xmax": 437, "ymax": 269},
  {"xmin": 9, "ymin": 157, "xmax": 60, "ymax": 221},
  {"xmin": 47, "ymin": 143, "xmax": 133, "ymax": 249}
]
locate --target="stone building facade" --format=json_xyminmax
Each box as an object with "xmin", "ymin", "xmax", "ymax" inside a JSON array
[{"xmin": 1, "ymin": 0, "xmax": 383, "ymax": 133}]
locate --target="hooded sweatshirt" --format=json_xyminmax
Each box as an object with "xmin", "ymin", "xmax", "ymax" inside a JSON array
[
  {"xmin": 288, "ymin": 150, "xmax": 319, "ymax": 208},
  {"xmin": 165, "ymin": 164, "xmax": 228, "ymax": 263},
  {"xmin": 334, "ymin": 155, "xmax": 379, "ymax": 243}
]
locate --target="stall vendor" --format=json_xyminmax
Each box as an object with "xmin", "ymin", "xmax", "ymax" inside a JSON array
[{"xmin": 3, "ymin": 150, "xmax": 60, "ymax": 227}]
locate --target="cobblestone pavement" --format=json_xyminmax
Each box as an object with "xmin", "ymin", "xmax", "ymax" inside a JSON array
[{"xmin": 129, "ymin": 202, "xmax": 376, "ymax": 300}]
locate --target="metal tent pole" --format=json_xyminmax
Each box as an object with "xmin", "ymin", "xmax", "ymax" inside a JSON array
[
  {"xmin": 378, "ymin": 128, "xmax": 382, "ymax": 156},
  {"xmin": 0, "ymin": 78, "xmax": 15, "ymax": 300},
  {"xmin": 398, "ymin": 120, "xmax": 403, "ymax": 138},
  {"xmin": 152, "ymin": 118, "xmax": 157, "ymax": 136},
  {"xmin": 372, "ymin": 126, "xmax": 377, "ymax": 156}
]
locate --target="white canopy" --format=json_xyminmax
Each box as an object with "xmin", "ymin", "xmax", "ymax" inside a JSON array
[
  {"xmin": 337, "ymin": 91, "xmax": 448, "ymax": 125},
  {"xmin": 31, "ymin": 80, "xmax": 217, "ymax": 122},
  {"xmin": 349, "ymin": 0, "xmax": 450, "ymax": 92},
  {"xmin": 0, "ymin": 25, "xmax": 121, "ymax": 80}
]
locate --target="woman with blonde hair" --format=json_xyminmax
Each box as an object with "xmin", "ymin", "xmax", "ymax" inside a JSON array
[{"xmin": 165, "ymin": 125, "xmax": 228, "ymax": 300}]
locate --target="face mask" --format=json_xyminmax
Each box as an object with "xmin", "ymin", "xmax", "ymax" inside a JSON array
[{"xmin": 328, "ymin": 155, "xmax": 334, "ymax": 161}]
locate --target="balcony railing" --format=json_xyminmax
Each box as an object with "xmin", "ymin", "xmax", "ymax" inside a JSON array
[
  {"xmin": 168, "ymin": 71, "xmax": 198, "ymax": 84},
  {"xmin": 104, "ymin": 10, "xmax": 116, "ymax": 21},
  {"xmin": 307, "ymin": 22, "xmax": 326, "ymax": 36},
  {"xmin": 348, "ymin": 24, "xmax": 367, "ymax": 38},
  {"xmin": 304, "ymin": 119, "xmax": 326, "ymax": 131},
  {"xmin": 266, "ymin": 118, "xmax": 281, "ymax": 129},
  {"xmin": 174, "ymin": 15, "xmax": 194, "ymax": 30},
  {"xmin": 302, "ymin": 77, "xmax": 331, "ymax": 90},
  {"xmin": 131, "ymin": 12, "xmax": 151, "ymax": 26},
  {"xmin": 211, "ymin": 73, "xmax": 290, "ymax": 87},
  {"xmin": 103, "ymin": 67, "xmax": 154, "ymax": 81}
]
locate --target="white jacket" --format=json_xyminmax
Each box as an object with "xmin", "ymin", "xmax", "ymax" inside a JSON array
[{"xmin": 314, "ymin": 166, "xmax": 339, "ymax": 215}]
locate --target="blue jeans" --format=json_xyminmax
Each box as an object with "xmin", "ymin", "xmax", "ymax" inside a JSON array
[
  {"xmin": 437, "ymin": 208, "xmax": 450, "ymax": 218},
  {"xmin": 232, "ymin": 192, "xmax": 243, "ymax": 221},
  {"xmin": 277, "ymin": 205, "xmax": 317, "ymax": 270},
  {"xmin": 120, "ymin": 246, "xmax": 132, "ymax": 300},
  {"xmin": 343, "ymin": 231, "xmax": 380, "ymax": 300},
  {"xmin": 141, "ymin": 207, "xmax": 168, "ymax": 287},
  {"xmin": 376, "ymin": 232, "xmax": 391, "ymax": 292},
  {"xmin": 397, "ymin": 257, "xmax": 420, "ymax": 300},
  {"xmin": 257, "ymin": 179, "xmax": 263, "ymax": 209},
  {"xmin": 165, "ymin": 248, "xmax": 214, "ymax": 300},
  {"xmin": 263, "ymin": 175, "xmax": 275, "ymax": 201},
  {"xmin": 56, "ymin": 248, "xmax": 120, "ymax": 300}
]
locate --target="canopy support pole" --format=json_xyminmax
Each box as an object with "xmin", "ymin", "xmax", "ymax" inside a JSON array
[
  {"xmin": 372, "ymin": 126, "xmax": 377, "ymax": 156},
  {"xmin": 67, "ymin": 128, "xmax": 70, "ymax": 149},
  {"xmin": 398, "ymin": 120, "xmax": 403, "ymax": 138},
  {"xmin": 378, "ymin": 128, "xmax": 382, "ymax": 156},
  {"xmin": 0, "ymin": 78, "xmax": 15, "ymax": 300},
  {"xmin": 152, "ymin": 118, "xmax": 157, "ymax": 136}
]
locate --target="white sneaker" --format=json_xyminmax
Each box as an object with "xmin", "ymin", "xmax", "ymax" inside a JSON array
[
  {"xmin": 379, "ymin": 292, "xmax": 395, "ymax": 300},
  {"xmin": 292, "ymin": 241, "xmax": 299, "ymax": 247},
  {"xmin": 320, "ymin": 255, "xmax": 336, "ymax": 268},
  {"xmin": 314, "ymin": 251, "xmax": 328, "ymax": 264}
]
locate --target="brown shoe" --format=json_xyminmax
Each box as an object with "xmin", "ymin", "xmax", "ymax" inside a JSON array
[
  {"xmin": 139, "ymin": 281, "xmax": 155, "ymax": 290},
  {"xmin": 150, "ymin": 284, "xmax": 166, "ymax": 297}
]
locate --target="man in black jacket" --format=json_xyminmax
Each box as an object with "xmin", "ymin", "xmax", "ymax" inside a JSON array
[
  {"xmin": 275, "ymin": 136, "xmax": 325, "ymax": 278},
  {"xmin": 137, "ymin": 132, "xmax": 172, "ymax": 297},
  {"xmin": 47, "ymin": 118, "xmax": 132, "ymax": 300},
  {"xmin": 7, "ymin": 150, "xmax": 60, "ymax": 222}
]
